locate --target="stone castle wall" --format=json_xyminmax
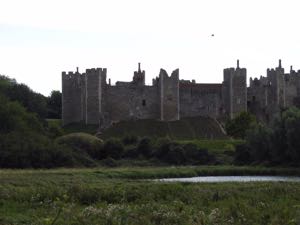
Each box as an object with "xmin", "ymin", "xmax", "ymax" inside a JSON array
[
  {"xmin": 179, "ymin": 82, "xmax": 222, "ymax": 118},
  {"xmin": 248, "ymin": 60, "xmax": 300, "ymax": 122},
  {"xmin": 62, "ymin": 62, "xmax": 249, "ymax": 126}
]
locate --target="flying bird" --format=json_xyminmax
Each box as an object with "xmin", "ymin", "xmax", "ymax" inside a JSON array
[{"xmin": 211, "ymin": 34, "xmax": 214, "ymax": 37}]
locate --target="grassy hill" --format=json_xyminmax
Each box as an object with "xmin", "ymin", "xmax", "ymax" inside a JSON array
[{"xmin": 101, "ymin": 116, "xmax": 227, "ymax": 140}]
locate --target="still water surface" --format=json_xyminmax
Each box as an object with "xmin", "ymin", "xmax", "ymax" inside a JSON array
[{"xmin": 158, "ymin": 176, "xmax": 300, "ymax": 183}]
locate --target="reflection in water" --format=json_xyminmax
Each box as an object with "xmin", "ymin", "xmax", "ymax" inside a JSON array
[{"xmin": 157, "ymin": 176, "xmax": 300, "ymax": 183}]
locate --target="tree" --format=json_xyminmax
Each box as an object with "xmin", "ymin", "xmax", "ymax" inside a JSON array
[
  {"xmin": 225, "ymin": 112, "xmax": 256, "ymax": 139},
  {"xmin": 277, "ymin": 107, "xmax": 300, "ymax": 162},
  {"xmin": 47, "ymin": 90, "xmax": 62, "ymax": 119},
  {"xmin": 245, "ymin": 123, "xmax": 272, "ymax": 162}
]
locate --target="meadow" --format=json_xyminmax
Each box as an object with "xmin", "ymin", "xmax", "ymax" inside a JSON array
[{"xmin": 1, "ymin": 166, "xmax": 300, "ymax": 225}]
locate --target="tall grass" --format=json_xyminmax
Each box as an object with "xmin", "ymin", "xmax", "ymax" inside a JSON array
[{"xmin": 1, "ymin": 167, "xmax": 300, "ymax": 225}]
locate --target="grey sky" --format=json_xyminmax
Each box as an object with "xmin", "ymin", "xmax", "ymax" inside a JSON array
[{"xmin": 0, "ymin": 0, "xmax": 299, "ymax": 95}]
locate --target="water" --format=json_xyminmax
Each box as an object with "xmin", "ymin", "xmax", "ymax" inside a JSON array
[{"xmin": 157, "ymin": 176, "xmax": 300, "ymax": 183}]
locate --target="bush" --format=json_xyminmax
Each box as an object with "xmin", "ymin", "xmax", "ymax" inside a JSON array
[
  {"xmin": 234, "ymin": 144, "xmax": 251, "ymax": 165},
  {"xmin": 103, "ymin": 139, "xmax": 124, "ymax": 159},
  {"xmin": 153, "ymin": 137, "xmax": 173, "ymax": 159},
  {"xmin": 137, "ymin": 137, "xmax": 152, "ymax": 157},
  {"xmin": 245, "ymin": 124, "xmax": 272, "ymax": 163},
  {"xmin": 183, "ymin": 143, "xmax": 211, "ymax": 165},
  {"xmin": 122, "ymin": 135, "xmax": 139, "ymax": 145},
  {"xmin": 225, "ymin": 111, "xmax": 256, "ymax": 139},
  {"xmin": 47, "ymin": 120, "xmax": 64, "ymax": 138},
  {"xmin": 56, "ymin": 133, "xmax": 103, "ymax": 159},
  {"xmin": 0, "ymin": 131, "xmax": 76, "ymax": 168},
  {"xmin": 165, "ymin": 145, "xmax": 185, "ymax": 165},
  {"xmin": 123, "ymin": 147, "xmax": 139, "ymax": 159}
]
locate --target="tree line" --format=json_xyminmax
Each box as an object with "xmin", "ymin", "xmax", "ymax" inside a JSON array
[{"xmin": 226, "ymin": 109, "xmax": 300, "ymax": 166}]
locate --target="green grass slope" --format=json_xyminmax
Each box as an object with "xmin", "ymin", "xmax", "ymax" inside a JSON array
[{"xmin": 101, "ymin": 116, "xmax": 227, "ymax": 140}]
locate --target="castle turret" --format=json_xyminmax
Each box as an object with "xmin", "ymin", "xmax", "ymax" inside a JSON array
[
  {"xmin": 222, "ymin": 60, "xmax": 247, "ymax": 119},
  {"xmin": 132, "ymin": 62, "xmax": 145, "ymax": 85},
  {"xmin": 86, "ymin": 68, "xmax": 107, "ymax": 124},
  {"xmin": 159, "ymin": 68, "xmax": 180, "ymax": 121},
  {"xmin": 62, "ymin": 69, "xmax": 85, "ymax": 125},
  {"xmin": 267, "ymin": 59, "xmax": 285, "ymax": 109}
]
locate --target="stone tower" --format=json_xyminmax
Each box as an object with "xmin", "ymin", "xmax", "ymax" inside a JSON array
[
  {"xmin": 62, "ymin": 69, "xmax": 85, "ymax": 125},
  {"xmin": 266, "ymin": 59, "xmax": 285, "ymax": 112},
  {"xmin": 85, "ymin": 68, "xmax": 107, "ymax": 124},
  {"xmin": 159, "ymin": 69, "xmax": 180, "ymax": 121},
  {"xmin": 132, "ymin": 63, "xmax": 145, "ymax": 85},
  {"xmin": 222, "ymin": 60, "xmax": 247, "ymax": 119}
]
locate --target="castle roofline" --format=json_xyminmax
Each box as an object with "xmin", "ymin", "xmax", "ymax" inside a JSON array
[{"xmin": 179, "ymin": 82, "xmax": 222, "ymax": 90}]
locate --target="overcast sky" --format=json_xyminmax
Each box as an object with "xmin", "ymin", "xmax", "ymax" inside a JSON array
[{"xmin": 0, "ymin": 0, "xmax": 299, "ymax": 96}]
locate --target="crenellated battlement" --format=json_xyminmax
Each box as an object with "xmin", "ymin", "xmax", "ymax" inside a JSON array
[{"xmin": 62, "ymin": 60, "xmax": 300, "ymax": 127}]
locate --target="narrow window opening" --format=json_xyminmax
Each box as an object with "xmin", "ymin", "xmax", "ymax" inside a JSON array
[{"xmin": 142, "ymin": 99, "xmax": 146, "ymax": 106}]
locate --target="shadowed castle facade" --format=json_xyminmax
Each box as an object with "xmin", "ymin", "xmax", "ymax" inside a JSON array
[
  {"xmin": 62, "ymin": 61, "xmax": 247, "ymax": 127},
  {"xmin": 248, "ymin": 60, "xmax": 300, "ymax": 122}
]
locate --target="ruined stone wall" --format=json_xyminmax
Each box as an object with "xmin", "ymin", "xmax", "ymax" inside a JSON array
[
  {"xmin": 247, "ymin": 76, "xmax": 269, "ymax": 121},
  {"xmin": 103, "ymin": 83, "xmax": 160, "ymax": 122},
  {"xmin": 62, "ymin": 71, "xmax": 84, "ymax": 125},
  {"xmin": 179, "ymin": 82, "xmax": 222, "ymax": 118},
  {"xmin": 247, "ymin": 60, "xmax": 300, "ymax": 122},
  {"xmin": 159, "ymin": 69, "xmax": 180, "ymax": 121}
]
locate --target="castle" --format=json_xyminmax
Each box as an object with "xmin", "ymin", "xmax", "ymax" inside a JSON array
[{"xmin": 62, "ymin": 60, "xmax": 299, "ymax": 127}]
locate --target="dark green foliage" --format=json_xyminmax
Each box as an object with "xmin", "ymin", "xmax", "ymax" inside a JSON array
[
  {"xmin": 165, "ymin": 145, "xmax": 185, "ymax": 165},
  {"xmin": 137, "ymin": 137, "xmax": 152, "ymax": 157},
  {"xmin": 236, "ymin": 107, "xmax": 300, "ymax": 165},
  {"xmin": 56, "ymin": 133, "xmax": 103, "ymax": 159},
  {"xmin": 225, "ymin": 111, "xmax": 256, "ymax": 138},
  {"xmin": 47, "ymin": 119, "xmax": 64, "ymax": 138},
  {"xmin": 0, "ymin": 131, "xmax": 76, "ymax": 168},
  {"xmin": 0, "ymin": 75, "xmax": 62, "ymax": 119},
  {"xmin": 122, "ymin": 134, "xmax": 139, "ymax": 145},
  {"xmin": 234, "ymin": 144, "xmax": 251, "ymax": 165},
  {"xmin": 245, "ymin": 124, "xmax": 272, "ymax": 162},
  {"xmin": 103, "ymin": 139, "xmax": 124, "ymax": 159},
  {"xmin": 47, "ymin": 90, "xmax": 62, "ymax": 119},
  {"xmin": 0, "ymin": 95, "xmax": 43, "ymax": 133},
  {"xmin": 183, "ymin": 143, "xmax": 212, "ymax": 164},
  {"xmin": 152, "ymin": 140, "xmax": 214, "ymax": 165},
  {"xmin": 5, "ymin": 82, "xmax": 48, "ymax": 118},
  {"xmin": 0, "ymin": 93, "xmax": 91, "ymax": 168}
]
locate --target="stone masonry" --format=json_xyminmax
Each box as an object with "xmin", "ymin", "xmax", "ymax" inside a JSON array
[
  {"xmin": 248, "ymin": 60, "xmax": 300, "ymax": 122},
  {"xmin": 62, "ymin": 61, "xmax": 248, "ymax": 126}
]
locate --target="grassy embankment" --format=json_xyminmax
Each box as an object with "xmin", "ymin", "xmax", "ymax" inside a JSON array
[
  {"xmin": 1, "ymin": 166, "xmax": 300, "ymax": 225},
  {"xmin": 58, "ymin": 116, "xmax": 227, "ymax": 140},
  {"xmin": 48, "ymin": 118, "xmax": 243, "ymax": 165}
]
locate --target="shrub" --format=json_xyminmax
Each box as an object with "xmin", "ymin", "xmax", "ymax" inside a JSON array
[
  {"xmin": 225, "ymin": 111, "xmax": 256, "ymax": 139},
  {"xmin": 183, "ymin": 143, "xmax": 211, "ymax": 164},
  {"xmin": 103, "ymin": 139, "xmax": 124, "ymax": 159},
  {"xmin": 153, "ymin": 137, "xmax": 173, "ymax": 159},
  {"xmin": 165, "ymin": 145, "xmax": 185, "ymax": 165},
  {"xmin": 47, "ymin": 120, "xmax": 64, "ymax": 138},
  {"xmin": 123, "ymin": 147, "xmax": 139, "ymax": 159},
  {"xmin": 137, "ymin": 137, "xmax": 153, "ymax": 157},
  {"xmin": 56, "ymin": 133, "xmax": 103, "ymax": 159},
  {"xmin": 245, "ymin": 124, "xmax": 272, "ymax": 163},
  {"xmin": 234, "ymin": 144, "xmax": 251, "ymax": 165},
  {"xmin": 0, "ymin": 131, "xmax": 76, "ymax": 168},
  {"xmin": 122, "ymin": 135, "xmax": 139, "ymax": 145}
]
